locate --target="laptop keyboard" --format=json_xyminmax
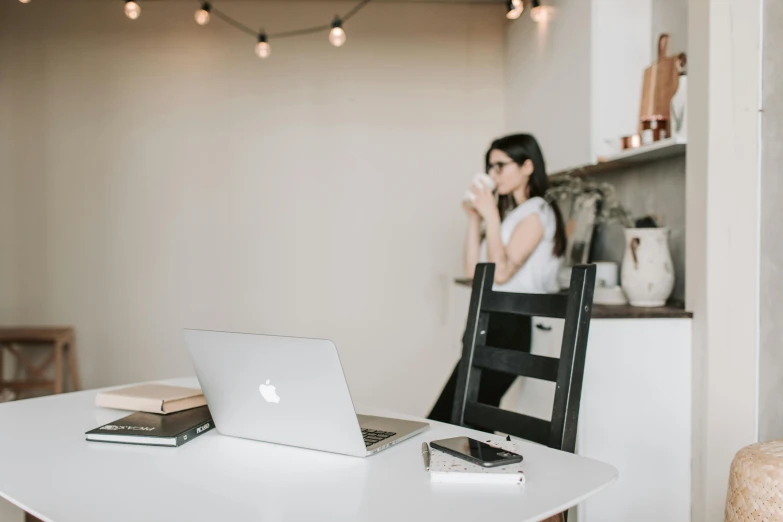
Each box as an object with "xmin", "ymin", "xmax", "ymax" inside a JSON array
[{"xmin": 362, "ymin": 428, "xmax": 396, "ymax": 447}]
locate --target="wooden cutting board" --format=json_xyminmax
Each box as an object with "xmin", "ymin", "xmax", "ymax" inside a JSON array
[{"xmin": 639, "ymin": 34, "xmax": 679, "ymax": 127}]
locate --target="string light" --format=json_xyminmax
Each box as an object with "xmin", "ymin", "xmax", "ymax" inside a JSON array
[
  {"xmin": 111, "ymin": 0, "xmax": 373, "ymax": 56},
  {"xmin": 530, "ymin": 0, "xmax": 548, "ymax": 22},
  {"xmin": 195, "ymin": 2, "xmax": 211, "ymax": 26},
  {"xmin": 124, "ymin": 0, "xmax": 141, "ymax": 20},
  {"xmin": 329, "ymin": 17, "xmax": 346, "ymax": 47},
  {"xmin": 505, "ymin": 0, "xmax": 523, "ymax": 20},
  {"xmin": 108, "ymin": 0, "xmax": 542, "ymax": 57},
  {"xmin": 255, "ymin": 33, "xmax": 271, "ymax": 59}
]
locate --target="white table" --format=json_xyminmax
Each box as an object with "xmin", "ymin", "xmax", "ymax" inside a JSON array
[{"xmin": 0, "ymin": 378, "xmax": 617, "ymax": 522}]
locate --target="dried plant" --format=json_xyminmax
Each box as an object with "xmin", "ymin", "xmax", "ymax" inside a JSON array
[{"xmin": 546, "ymin": 175, "xmax": 634, "ymax": 228}]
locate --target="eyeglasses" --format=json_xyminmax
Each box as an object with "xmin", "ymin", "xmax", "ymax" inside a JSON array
[{"xmin": 487, "ymin": 160, "xmax": 516, "ymax": 173}]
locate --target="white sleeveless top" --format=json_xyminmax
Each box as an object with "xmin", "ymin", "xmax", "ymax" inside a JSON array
[{"xmin": 479, "ymin": 197, "xmax": 563, "ymax": 294}]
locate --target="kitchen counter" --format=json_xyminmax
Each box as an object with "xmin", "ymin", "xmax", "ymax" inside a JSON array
[
  {"xmin": 591, "ymin": 303, "xmax": 692, "ymax": 319},
  {"xmin": 453, "ymin": 278, "xmax": 692, "ymax": 319}
]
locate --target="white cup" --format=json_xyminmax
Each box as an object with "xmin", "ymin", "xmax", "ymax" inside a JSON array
[
  {"xmin": 463, "ymin": 173, "xmax": 497, "ymax": 205},
  {"xmin": 594, "ymin": 261, "xmax": 619, "ymax": 288}
]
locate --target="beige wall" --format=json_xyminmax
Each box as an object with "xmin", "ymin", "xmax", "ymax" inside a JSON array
[
  {"xmin": 652, "ymin": 0, "xmax": 687, "ymax": 56},
  {"xmin": 504, "ymin": 0, "xmax": 656, "ymax": 170},
  {"xmin": 504, "ymin": 0, "xmax": 593, "ymax": 172},
  {"xmin": 0, "ymin": 0, "xmax": 505, "ymax": 418}
]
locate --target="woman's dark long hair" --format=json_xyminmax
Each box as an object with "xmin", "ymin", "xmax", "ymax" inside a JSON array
[{"xmin": 485, "ymin": 134, "xmax": 566, "ymax": 257}]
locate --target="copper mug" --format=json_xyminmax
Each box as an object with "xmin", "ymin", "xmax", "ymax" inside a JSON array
[{"xmin": 621, "ymin": 134, "xmax": 642, "ymax": 150}]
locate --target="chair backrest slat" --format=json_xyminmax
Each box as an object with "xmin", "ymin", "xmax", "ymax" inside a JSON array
[
  {"xmin": 472, "ymin": 346, "xmax": 559, "ymax": 382},
  {"xmin": 464, "ymin": 402, "xmax": 550, "ymax": 446},
  {"xmin": 451, "ymin": 263, "xmax": 596, "ymax": 453},
  {"xmin": 481, "ymin": 292, "xmax": 569, "ymax": 319}
]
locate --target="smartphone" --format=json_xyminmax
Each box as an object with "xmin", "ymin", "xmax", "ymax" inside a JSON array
[{"xmin": 429, "ymin": 436, "xmax": 523, "ymax": 468}]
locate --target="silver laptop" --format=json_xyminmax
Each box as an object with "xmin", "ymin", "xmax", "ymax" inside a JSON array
[{"xmin": 184, "ymin": 329, "xmax": 429, "ymax": 457}]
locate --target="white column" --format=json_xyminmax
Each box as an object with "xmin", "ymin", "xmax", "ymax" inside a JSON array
[{"xmin": 686, "ymin": 0, "xmax": 762, "ymax": 521}]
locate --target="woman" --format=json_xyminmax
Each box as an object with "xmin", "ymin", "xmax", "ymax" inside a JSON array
[{"xmin": 428, "ymin": 133, "xmax": 566, "ymax": 422}]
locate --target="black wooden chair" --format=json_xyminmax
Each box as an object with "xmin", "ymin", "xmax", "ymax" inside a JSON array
[{"xmin": 451, "ymin": 262, "xmax": 596, "ymax": 454}]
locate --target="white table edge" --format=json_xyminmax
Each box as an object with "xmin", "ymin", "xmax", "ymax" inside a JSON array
[{"xmin": 0, "ymin": 378, "xmax": 619, "ymax": 522}]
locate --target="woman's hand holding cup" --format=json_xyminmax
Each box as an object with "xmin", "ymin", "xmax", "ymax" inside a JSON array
[{"xmin": 462, "ymin": 173, "xmax": 497, "ymax": 221}]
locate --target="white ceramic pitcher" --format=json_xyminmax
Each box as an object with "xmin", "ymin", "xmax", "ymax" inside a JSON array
[{"xmin": 621, "ymin": 228, "xmax": 675, "ymax": 307}]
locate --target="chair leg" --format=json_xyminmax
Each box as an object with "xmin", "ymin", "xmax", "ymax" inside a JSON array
[
  {"xmin": 53, "ymin": 341, "xmax": 64, "ymax": 394},
  {"xmin": 0, "ymin": 343, "xmax": 4, "ymax": 387},
  {"xmin": 66, "ymin": 338, "xmax": 80, "ymax": 391}
]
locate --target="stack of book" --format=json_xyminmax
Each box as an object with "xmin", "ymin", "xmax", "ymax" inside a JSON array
[{"xmin": 86, "ymin": 384, "xmax": 214, "ymax": 447}]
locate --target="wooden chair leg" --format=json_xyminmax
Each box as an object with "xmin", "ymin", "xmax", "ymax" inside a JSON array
[
  {"xmin": 66, "ymin": 339, "xmax": 80, "ymax": 391},
  {"xmin": 53, "ymin": 341, "xmax": 64, "ymax": 394}
]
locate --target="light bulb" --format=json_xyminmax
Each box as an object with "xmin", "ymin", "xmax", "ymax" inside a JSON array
[
  {"xmin": 530, "ymin": 0, "xmax": 548, "ymax": 22},
  {"xmin": 255, "ymin": 33, "xmax": 271, "ymax": 59},
  {"xmin": 506, "ymin": 0, "xmax": 524, "ymax": 20},
  {"xmin": 329, "ymin": 17, "xmax": 346, "ymax": 47},
  {"xmin": 530, "ymin": 7, "xmax": 546, "ymax": 22},
  {"xmin": 329, "ymin": 27, "xmax": 346, "ymax": 47},
  {"xmin": 195, "ymin": 3, "xmax": 211, "ymax": 26},
  {"xmin": 124, "ymin": 1, "xmax": 141, "ymax": 20},
  {"xmin": 19, "ymin": 0, "xmax": 32, "ymax": 4}
]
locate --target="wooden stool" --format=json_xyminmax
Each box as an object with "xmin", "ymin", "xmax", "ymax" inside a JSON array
[
  {"xmin": 0, "ymin": 327, "xmax": 80, "ymax": 396},
  {"xmin": 726, "ymin": 439, "xmax": 783, "ymax": 521}
]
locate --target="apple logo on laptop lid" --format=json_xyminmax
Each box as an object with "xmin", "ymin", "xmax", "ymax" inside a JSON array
[{"xmin": 259, "ymin": 380, "xmax": 280, "ymax": 403}]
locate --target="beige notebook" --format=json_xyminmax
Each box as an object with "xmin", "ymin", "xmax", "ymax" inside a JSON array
[{"xmin": 95, "ymin": 384, "xmax": 206, "ymax": 415}]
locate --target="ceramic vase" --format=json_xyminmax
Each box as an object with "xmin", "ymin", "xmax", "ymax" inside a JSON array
[{"xmin": 621, "ymin": 228, "xmax": 675, "ymax": 307}]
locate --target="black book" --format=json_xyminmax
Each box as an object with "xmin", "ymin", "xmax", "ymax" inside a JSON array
[{"xmin": 86, "ymin": 406, "xmax": 214, "ymax": 447}]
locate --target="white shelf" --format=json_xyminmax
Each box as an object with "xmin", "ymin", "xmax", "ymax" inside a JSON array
[
  {"xmin": 551, "ymin": 138, "xmax": 687, "ymax": 178},
  {"xmin": 599, "ymin": 137, "xmax": 687, "ymax": 163}
]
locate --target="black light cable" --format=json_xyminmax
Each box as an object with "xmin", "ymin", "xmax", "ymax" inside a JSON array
[{"xmin": 210, "ymin": 7, "xmax": 258, "ymax": 38}]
